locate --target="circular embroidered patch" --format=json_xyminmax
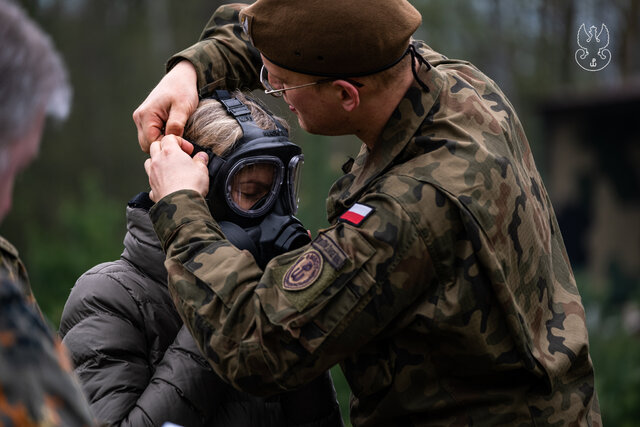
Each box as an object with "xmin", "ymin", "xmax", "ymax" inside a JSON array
[{"xmin": 283, "ymin": 250, "xmax": 323, "ymax": 291}]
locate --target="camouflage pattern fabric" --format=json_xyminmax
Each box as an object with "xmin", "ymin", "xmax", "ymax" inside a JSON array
[
  {"xmin": 153, "ymin": 4, "xmax": 602, "ymax": 426},
  {"xmin": 0, "ymin": 236, "xmax": 95, "ymax": 426},
  {"xmin": 166, "ymin": 3, "xmax": 262, "ymax": 95},
  {"xmin": 0, "ymin": 236, "xmax": 38, "ymax": 313}
]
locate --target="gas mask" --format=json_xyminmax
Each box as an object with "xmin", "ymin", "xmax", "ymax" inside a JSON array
[{"xmin": 191, "ymin": 90, "xmax": 310, "ymax": 268}]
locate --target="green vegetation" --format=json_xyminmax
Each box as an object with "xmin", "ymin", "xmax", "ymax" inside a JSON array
[
  {"xmin": 21, "ymin": 175, "xmax": 124, "ymax": 327},
  {"xmin": 579, "ymin": 270, "xmax": 640, "ymax": 426},
  {"xmin": 589, "ymin": 322, "xmax": 640, "ymax": 426}
]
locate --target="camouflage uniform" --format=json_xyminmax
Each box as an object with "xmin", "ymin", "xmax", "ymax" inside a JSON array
[
  {"xmin": 0, "ymin": 236, "xmax": 95, "ymax": 426},
  {"xmin": 151, "ymin": 4, "xmax": 601, "ymax": 425}
]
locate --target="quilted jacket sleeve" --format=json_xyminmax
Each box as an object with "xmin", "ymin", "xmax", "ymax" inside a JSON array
[
  {"xmin": 136, "ymin": 325, "xmax": 229, "ymax": 426},
  {"xmin": 59, "ymin": 263, "xmax": 226, "ymax": 426}
]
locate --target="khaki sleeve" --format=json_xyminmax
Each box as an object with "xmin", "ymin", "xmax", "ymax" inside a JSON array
[
  {"xmin": 0, "ymin": 270, "xmax": 96, "ymax": 426},
  {"xmin": 150, "ymin": 189, "xmax": 433, "ymax": 396},
  {"xmin": 166, "ymin": 3, "xmax": 262, "ymax": 95}
]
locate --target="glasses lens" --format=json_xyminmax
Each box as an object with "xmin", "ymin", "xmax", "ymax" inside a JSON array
[
  {"xmin": 260, "ymin": 65, "xmax": 283, "ymax": 97},
  {"xmin": 288, "ymin": 154, "xmax": 304, "ymax": 214},
  {"xmin": 227, "ymin": 157, "xmax": 283, "ymax": 216}
]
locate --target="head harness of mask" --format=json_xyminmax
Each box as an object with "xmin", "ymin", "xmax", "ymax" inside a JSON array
[{"xmin": 190, "ymin": 90, "xmax": 310, "ymax": 268}]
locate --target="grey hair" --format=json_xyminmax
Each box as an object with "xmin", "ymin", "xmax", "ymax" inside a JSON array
[
  {"xmin": 183, "ymin": 90, "xmax": 289, "ymax": 156},
  {"xmin": 0, "ymin": 0, "xmax": 71, "ymax": 146}
]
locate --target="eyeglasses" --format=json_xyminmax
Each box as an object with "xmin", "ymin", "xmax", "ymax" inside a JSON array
[{"xmin": 260, "ymin": 65, "xmax": 363, "ymax": 97}]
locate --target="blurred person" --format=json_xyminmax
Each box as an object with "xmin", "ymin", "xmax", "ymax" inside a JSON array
[
  {"xmin": 60, "ymin": 90, "xmax": 343, "ymax": 427},
  {"xmin": 0, "ymin": 0, "xmax": 95, "ymax": 425},
  {"xmin": 137, "ymin": 1, "xmax": 601, "ymax": 425}
]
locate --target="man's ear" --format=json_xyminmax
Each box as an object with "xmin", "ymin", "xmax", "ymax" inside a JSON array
[{"xmin": 332, "ymin": 80, "xmax": 360, "ymax": 112}]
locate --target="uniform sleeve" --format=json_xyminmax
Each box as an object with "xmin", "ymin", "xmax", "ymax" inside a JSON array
[
  {"xmin": 150, "ymin": 189, "xmax": 433, "ymax": 396},
  {"xmin": 166, "ymin": 3, "xmax": 262, "ymax": 95},
  {"xmin": 0, "ymin": 272, "xmax": 95, "ymax": 427},
  {"xmin": 0, "ymin": 236, "xmax": 43, "ymax": 318}
]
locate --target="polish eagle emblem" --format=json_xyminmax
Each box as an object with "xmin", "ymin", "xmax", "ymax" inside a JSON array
[{"xmin": 575, "ymin": 23, "xmax": 611, "ymax": 71}]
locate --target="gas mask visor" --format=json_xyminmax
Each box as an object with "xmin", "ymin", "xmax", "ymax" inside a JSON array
[
  {"xmin": 225, "ymin": 150, "xmax": 304, "ymax": 218},
  {"xmin": 189, "ymin": 89, "xmax": 305, "ymax": 226}
]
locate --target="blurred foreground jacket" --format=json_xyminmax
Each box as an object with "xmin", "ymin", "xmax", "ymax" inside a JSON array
[
  {"xmin": 59, "ymin": 193, "xmax": 343, "ymax": 427},
  {"xmin": 0, "ymin": 235, "xmax": 95, "ymax": 426}
]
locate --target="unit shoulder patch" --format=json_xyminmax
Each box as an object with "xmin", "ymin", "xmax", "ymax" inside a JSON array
[
  {"xmin": 283, "ymin": 250, "xmax": 323, "ymax": 291},
  {"xmin": 312, "ymin": 233, "xmax": 347, "ymax": 270}
]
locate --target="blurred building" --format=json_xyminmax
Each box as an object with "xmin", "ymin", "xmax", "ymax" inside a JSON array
[{"xmin": 539, "ymin": 82, "xmax": 640, "ymax": 299}]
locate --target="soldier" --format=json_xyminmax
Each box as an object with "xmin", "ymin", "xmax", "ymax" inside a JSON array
[
  {"xmin": 137, "ymin": 1, "xmax": 602, "ymax": 425},
  {"xmin": 0, "ymin": 0, "xmax": 95, "ymax": 425}
]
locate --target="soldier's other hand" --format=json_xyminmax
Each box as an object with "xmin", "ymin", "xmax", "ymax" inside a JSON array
[
  {"xmin": 145, "ymin": 135, "xmax": 209, "ymax": 202},
  {"xmin": 133, "ymin": 60, "xmax": 199, "ymax": 153}
]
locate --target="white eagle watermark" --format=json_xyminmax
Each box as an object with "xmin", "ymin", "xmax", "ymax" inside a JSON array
[{"xmin": 575, "ymin": 23, "xmax": 611, "ymax": 72}]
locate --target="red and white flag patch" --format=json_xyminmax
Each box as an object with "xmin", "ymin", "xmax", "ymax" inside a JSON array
[{"xmin": 339, "ymin": 203, "xmax": 374, "ymax": 226}]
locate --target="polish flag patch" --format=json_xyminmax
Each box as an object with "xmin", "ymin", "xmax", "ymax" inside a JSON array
[{"xmin": 339, "ymin": 203, "xmax": 374, "ymax": 226}]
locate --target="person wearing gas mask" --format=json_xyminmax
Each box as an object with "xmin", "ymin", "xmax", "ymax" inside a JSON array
[{"xmin": 59, "ymin": 90, "xmax": 343, "ymax": 427}]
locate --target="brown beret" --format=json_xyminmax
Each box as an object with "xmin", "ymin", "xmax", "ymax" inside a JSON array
[{"xmin": 239, "ymin": 0, "xmax": 422, "ymax": 77}]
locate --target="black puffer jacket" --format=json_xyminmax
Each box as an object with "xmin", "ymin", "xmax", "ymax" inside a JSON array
[{"xmin": 59, "ymin": 193, "xmax": 343, "ymax": 427}]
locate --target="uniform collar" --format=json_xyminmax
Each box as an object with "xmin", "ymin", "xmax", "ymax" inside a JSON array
[{"xmin": 326, "ymin": 41, "xmax": 445, "ymax": 222}]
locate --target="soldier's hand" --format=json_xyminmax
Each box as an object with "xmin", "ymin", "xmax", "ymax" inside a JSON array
[
  {"xmin": 145, "ymin": 135, "xmax": 209, "ymax": 202},
  {"xmin": 133, "ymin": 60, "xmax": 199, "ymax": 153}
]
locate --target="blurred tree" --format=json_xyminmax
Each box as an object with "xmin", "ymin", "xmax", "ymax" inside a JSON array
[
  {"xmin": 615, "ymin": 0, "xmax": 640, "ymax": 78},
  {"xmin": 2, "ymin": 0, "xmax": 228, "ymax": 320}
]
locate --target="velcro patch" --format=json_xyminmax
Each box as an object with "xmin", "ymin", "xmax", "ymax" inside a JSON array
[
  {"xmin": 338, "ymin": 203, "xmax": 374, "ymax": 226},
  {"xmin": 312, "ymin": 234, "xmax": 347, "ymax": 270},
  {"xmin": 283, "ymin": 250, "xmax": 323, "ymax": 291}
]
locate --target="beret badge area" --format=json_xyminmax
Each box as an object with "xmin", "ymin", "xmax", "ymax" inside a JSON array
[{"xmin": 240, "ymin": 14, "xmax": 253, "ymax": 44}]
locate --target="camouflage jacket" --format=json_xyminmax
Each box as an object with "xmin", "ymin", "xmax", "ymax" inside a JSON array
[
  {"xmin": 0, "ymin": 236, "xmax": 95, "ymax": 426},
  {"xmin": 152, "ymin": 4, "xmax": 601, "ymax": 426}
]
